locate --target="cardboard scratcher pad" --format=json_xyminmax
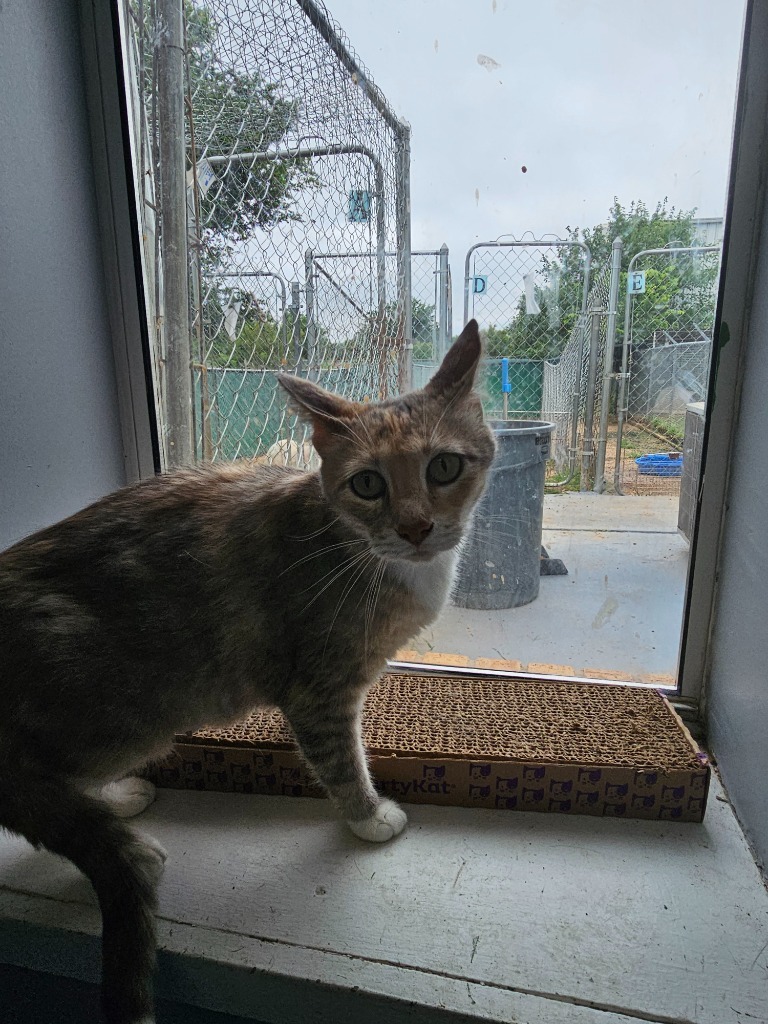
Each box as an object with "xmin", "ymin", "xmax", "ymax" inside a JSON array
[{"xmin": 150, "ymin": 673, "xmax": 710, "ymax": 822}]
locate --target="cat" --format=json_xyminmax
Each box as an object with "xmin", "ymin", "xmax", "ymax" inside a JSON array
[{"xmin": 0, "ymin": 319, "xmax": 494, "ymax": 1024}]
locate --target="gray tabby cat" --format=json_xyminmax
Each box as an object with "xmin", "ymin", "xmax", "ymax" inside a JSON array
[{"xmin": 0, "ymin": 321, "xmax": 494, "ymax": 1024}]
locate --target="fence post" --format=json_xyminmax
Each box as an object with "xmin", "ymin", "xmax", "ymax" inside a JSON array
[
  {"xmin": 289, "ymin": 281, "xmax": 301, "ymax": 370},
  {"xmin": 447, "ymin": 262, "xmax": 453, "ymax": 345},
  {"xmin": 437, "ymin": 242, "xmax": 450, "ymax": 360},
  {"xmin": 593, "ymin": 237, "xmax": 623, "ymax": 492},
  {"xmin": 463, "ymin": 247, "xmax": 473, "ymax": 327},
  {"xmin": 580, "ymin": 307, "xmax": 603, "ymax": 490},
  {"xmin": 304, "ymin": 250, "xmax": 317, "ymax": 381},
  {"xmin": 612, "ymin": 248, "xmax": 639, "ymax": 494},
  {"xmin": 156, "ymin": 0, "xmax": 192, "ymax": 467},
  {"xmin": 395, "ymin": 123, "xmax": 412, "ymax": 393}
]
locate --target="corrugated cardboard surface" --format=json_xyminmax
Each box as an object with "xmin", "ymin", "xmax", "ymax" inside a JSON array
[{"xmin": 148, "ymin": 673, "xmax": 710, "ymax": 822}]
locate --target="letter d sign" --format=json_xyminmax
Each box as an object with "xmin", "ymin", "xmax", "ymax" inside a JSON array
[{"xmin": 472, "ymin": 275, "xmax": 488, "ymax": 296}]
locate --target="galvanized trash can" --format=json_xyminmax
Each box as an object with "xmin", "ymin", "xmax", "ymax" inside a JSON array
[{"xmin": 453, "ymin": 420, "xmax": 554, "ymax": 610}]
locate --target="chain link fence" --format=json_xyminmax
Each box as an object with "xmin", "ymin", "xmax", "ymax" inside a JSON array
[
  {"xmin": 126, "ymin": 0, "xmax": 411, "ymax": 463},
  {"xmin": 410, "ymin": 248, "xmax": 451, "ymax": 361},
  {"xmin": 117, "ymin": 6, "xmax": 724, "ymax": 492},
  {"xmin": 459, "ymin": 238, "xmax": 592, "ymax": 483},
  {"xmin": 542, "ymin": 265, "xmax": 611, "ymax": 488},
  {"xmin": 464, "ymin": 239, "xmax": 591, "ymax": 356},
  {"xmin": 613, "ymin": 246, "xmax": 720, "ymax": 494},
  {"xmin": 462, "ymin": 239, "xmax": 590, "ymax": 430}
]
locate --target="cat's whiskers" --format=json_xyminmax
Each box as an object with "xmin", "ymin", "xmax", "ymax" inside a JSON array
[
  {"xmin": 286, "ymin": 518, "xmax": 340, "ymax": 542},
  {"xmin": 363, "ymin": 559, "xmax": 386, "ymax": 665},
  {"xmin": 279, "ymin": 538, "xmax": 367, "ymax": 577},
  {"xmin": 321, "ymin": 552, "xmax": 379, "ymax": 663},
  {"xmin": 473, "ymin": 513, "xmax": 535, "ymax": 526},
  {"xmin": 428, "ymin": 386, "xmax": 465, "ymax": 448},
  {"xmin": 354, "ymin": 415, "xmax": 375, "ymax": 449},
  {"xmin": 296, "ymin": 546, "xmax": 371, "ymax": 599},
  {"xmin": 298, "ymin": 548, "xmax": 374, "ymax": 613},
  {"xmin": 181, "ymin": 549, "xmax": 211, "ymax": 567},
  {"xmin": 340, "ymin": 420, "xmax": 373, "ymax": 458}
]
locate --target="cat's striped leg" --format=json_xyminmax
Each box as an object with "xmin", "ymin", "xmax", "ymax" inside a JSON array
[{"xmin": 285, "ymin": 700, "xmax": 407, "ymax": 843}]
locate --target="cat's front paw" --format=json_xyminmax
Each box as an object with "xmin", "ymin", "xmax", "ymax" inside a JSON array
[
  {"xmin": 98, "ymin": 777, "xmax": 157, "ymax": 819},
  {"xmin": 347, "ymin": 798, "xmax": 407, "ymax": 842}
]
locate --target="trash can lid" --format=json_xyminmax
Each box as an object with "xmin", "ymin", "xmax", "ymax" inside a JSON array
[{"xmin": 489, "ymin": 419, "xmax": 555, "ymax": 436}]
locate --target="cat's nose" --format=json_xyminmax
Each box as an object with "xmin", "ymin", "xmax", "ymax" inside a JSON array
[{"xmin": 396, "ymin": 520, "xmax": 434, "ymax": 547}]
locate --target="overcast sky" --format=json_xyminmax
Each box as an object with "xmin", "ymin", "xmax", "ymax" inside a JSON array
[{"xmin": 325, "ymin": 0, "xmax": 745, "ymax": 309}]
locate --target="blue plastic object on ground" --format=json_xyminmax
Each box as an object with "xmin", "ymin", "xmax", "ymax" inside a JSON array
[{"xmin": 635, "ymin": 452, "xmax": 683, "ymax": 477}]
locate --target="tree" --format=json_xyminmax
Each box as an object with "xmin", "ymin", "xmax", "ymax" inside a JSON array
[
  {"xmin": 202, "ymin": 284, "xmax": 285, "ymax": 368},
  {"xmin": 482, "ymin": 199, "xmax": 719, "ymax": 360},
  {"xmin": 332, "ymin": 298, "xmax": 438, "ymax": 366},
  {"xmin": 555, "ymin": 198, "xmax": 719, "ymax": 348},
  {"xmin": 397, "ymin": 299, "xmax": 438, "ymax": 360},
  {"xmin": 183, "ymin": 4, "xmax": 318, "ymax": 268}
]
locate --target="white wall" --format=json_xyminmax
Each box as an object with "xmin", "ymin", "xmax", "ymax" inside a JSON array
[
  {"xmin": 706, "ymin": 149, "xmax": 768, "ymax": 874},
  {"xmin": 0, "ymin": 0, "xmax": 126, "ymax": 551}
]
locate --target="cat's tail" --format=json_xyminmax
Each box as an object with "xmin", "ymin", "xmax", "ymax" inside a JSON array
[{"xmin": 0, "ymin": 768, "xmax": 162, "ymax": 1024}]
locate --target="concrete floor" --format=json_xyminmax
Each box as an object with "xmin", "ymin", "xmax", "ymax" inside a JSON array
[{"xmin": 403, "ymin": 494, "xmax": 687, "ymax": 682}]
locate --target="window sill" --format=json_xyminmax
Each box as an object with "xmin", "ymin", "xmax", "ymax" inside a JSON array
[{"xmin": 0, "ymin": 780, "xmax": 767, "ymax": 1024}]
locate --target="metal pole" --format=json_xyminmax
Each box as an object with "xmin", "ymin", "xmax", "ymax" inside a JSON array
[
  {"xmin": 186, "ymin": 186, "xmax": 209, "ymax": 460},
  {"xmin": 395, "ymin": 124, "xmax": 412, "ymax": 394},
  {"xmin": 156, "ymin": 0, "xmax": 192, "ymax": 467},
  {"xmin": 593, "ymin": 237, "xmax": 623, "ymax": 492},
  {"xmin": 463, "ymin": 247, "xmax": 473, "ymax": 327},
  {"xmin": 294, "ymin": 0, "xmax": 404, "ymax": 135},
  {"xmin": 438, "ymin": 242, "xmax": 449, "ymax": 361},
  {"xmin": 580, "ymin": 308, "xmax": 602, "ymax": 490},
  {"xmin": 290, "ymin": 281, "xmax": 301, "ymax": 370},
  {"xmin": 447, "ymin": 263, "xmax": 453, "ymax": 344},
  {"xmin": 304, "ymin": 250, "xmax": 317, "ymax": 380},
  {"xmin": 612, "ymin": 249, "xmax": 639, "ymax": 494}
]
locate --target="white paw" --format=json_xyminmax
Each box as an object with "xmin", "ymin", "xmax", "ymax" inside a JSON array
[
  {"xmin": 131, "ymin": 832, "xmax": 168, "ymax": 883},
  {"xmin": 347, "ymin": 798, "xmax": 408, "ymax": 843},
  {"xmin": 98, "ymin": 777, "xmax": 157, "ymax": 819}
]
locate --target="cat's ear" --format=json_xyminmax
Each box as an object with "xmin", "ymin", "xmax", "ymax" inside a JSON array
[
  {"xmin": 425, "ymin": 319, "xmax": 482, "ymax": 400},
  {"xmin": 279, "ymin": 375, "xmax": 358, "ymax": 454}
]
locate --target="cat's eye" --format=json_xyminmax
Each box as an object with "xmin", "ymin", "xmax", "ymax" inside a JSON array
[
  {"xmin": 428, "ymin": 453, "xmax": 463, "ymax": 485},
  {"xmin": 350, "ymin": 469, "xmax": 386, "ymax": 500}
]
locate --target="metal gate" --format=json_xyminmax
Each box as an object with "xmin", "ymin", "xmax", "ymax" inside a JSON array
[
  {"xmin": 463, "ymin": 237, "xmax": 591, "ymax": 481},
  {"xmin": 612, "ymin": 245, "xmax": 721, "ymax": 495}
]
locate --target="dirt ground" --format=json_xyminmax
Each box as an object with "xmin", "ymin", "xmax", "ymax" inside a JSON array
[{"xmin": 547, "ymin": 420, "xmax": 682, "ymax": 497}]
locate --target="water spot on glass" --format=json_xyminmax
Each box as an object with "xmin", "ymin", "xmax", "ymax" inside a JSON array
[{"xmin": 477, "ymin": 54, "xmax": 501, "ymax": 72}]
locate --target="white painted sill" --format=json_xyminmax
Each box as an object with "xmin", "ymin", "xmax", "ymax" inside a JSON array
[{"xmin": 1, "ymin": 780, "xmax": 767, "ymax": 1024}]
